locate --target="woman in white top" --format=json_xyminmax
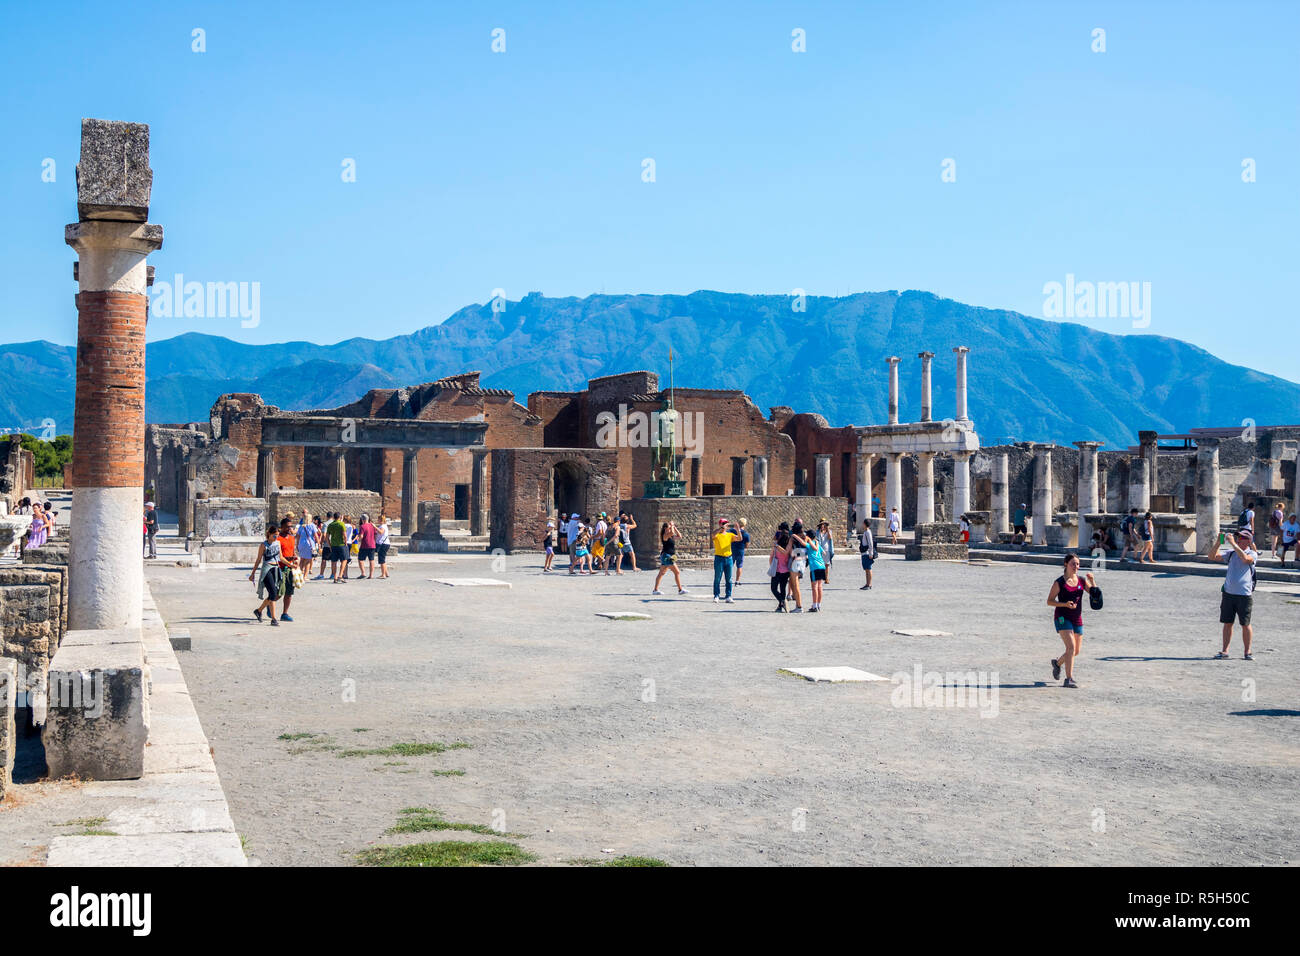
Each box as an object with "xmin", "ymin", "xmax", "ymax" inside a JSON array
[{"xmin": 376, "ymin": 514, "xmax": 392, "ymax": 579}]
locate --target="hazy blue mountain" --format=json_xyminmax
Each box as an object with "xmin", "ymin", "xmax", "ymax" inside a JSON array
[{"xmin": 2, "ymin": 290, "xmax": 1297, "ymax": 447}]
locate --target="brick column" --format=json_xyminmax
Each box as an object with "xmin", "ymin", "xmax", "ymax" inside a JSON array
[
  {"xmin": 815, "ymin": 454, "xmax": 832, "ymax": 497},
  {"xmin": 401, "ymin": 448, "xmax": 418, "ymax": 537},
  {"xmin": 65, "ymin": 120, "xmax": 163, "ymax": 632},
  {"xmin": 1031, "ymin": 444, "xmax": 1054, "ymax": 546},
  {"xmin": 751, "ymin": 455, "xmax": 768, "ymax": 496},
  {"xmin": 256, "ymin": 445, "xmax": 276, "ymax": 500},
  {"xmin": 918, "ymin": 351, "xmax": 935, "ymax": 422},
  {"xmin": 916, "ymin": 452, "xmax": 935, "ymax": 524},
  {"xmin": 470, "ymin": 449, "xmax": 489, "ymax": 536},
  {"xmin": 1196, "ymin": 439, "xmax": 1220, "ymax": 553},
  {"xmin": 730, "ymin": 456, "xmax": 748, "ymax": 495},
  {"xmin": 886, "ymin": 356, "xmax": 901, "ymax": 424},
  {"xmin": 1074, "ymin": 441, "xmax": 1103, "ymax": 547}
]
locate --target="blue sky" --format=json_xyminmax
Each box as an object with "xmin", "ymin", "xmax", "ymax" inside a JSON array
[{"xmin": 2, "ymin": 0, "xmax": 1296, "ymax": 380}]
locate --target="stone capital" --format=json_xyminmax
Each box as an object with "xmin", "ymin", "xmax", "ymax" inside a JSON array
[
  {"xmin": 65, "ymin": 219, "xmax": 164, "ymax": 255},
  {"xmin": 1073, "ymin": 440, "xmax": 1104, "ymax": 451},
  {"xmin": 953, "ymin": 346, "xmax": 970, "ymax": 354}
]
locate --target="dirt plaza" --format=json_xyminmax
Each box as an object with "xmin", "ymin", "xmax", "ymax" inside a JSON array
[{"xmin": 138, "ymin": 551, "xmax": 1298, "ymax": 867}]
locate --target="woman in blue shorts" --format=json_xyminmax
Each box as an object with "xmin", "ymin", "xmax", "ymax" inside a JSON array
[{"xmin": 1047, "ymin": 552, "xmax": 1095, "ymax": 688}]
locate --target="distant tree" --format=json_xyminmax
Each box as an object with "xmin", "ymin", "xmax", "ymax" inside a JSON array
[{"xmin": 15, "ymin": 433, "xmax": 74, "ymax": 479}]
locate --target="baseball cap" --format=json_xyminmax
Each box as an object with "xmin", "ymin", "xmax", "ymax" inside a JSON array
[
  {"xmin": 571, "ymin": 513, "xmax": 580, "ymax": 519},
  {"xmin": 1236, "ymin": 528, "xmax": 1254, "ymax": 541}
]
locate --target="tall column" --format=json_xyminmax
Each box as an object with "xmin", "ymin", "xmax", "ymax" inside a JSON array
[
  {"xmin": 887, "ymin": 356, "xmax": 901, "ymax": 424},
  {"xmin": 751, "ymin": 455, "xmax": 768, "ymax": 496},
  {"xmin": 815, "ymin": 454, "xmax": 832, "ymax": 497},
  {"xmin": 66, "ymin": 120, "xmax": 163, "ymax": 632},
  {"xmin": 918, "ymin": 351, "xmax": 935, "ymax": 422},
  {"xmin": 1031, "ymin": 444, "xmax": 1054, "ymax": 546},
  {"xmin": 1195, "ymin": 439, "xmax": 1220, "ymax": 553},
  {"xmin": 991, "ymin": 452, "xmax": 1010, "ymax": 535},
  {"xmin": 331, "ymin": 448, "xmax": 347, "ymax": 489},
  {"xmin": 1139, "ymin": 430, "xmax": 1159, "ymax": 501},
  {"xmin": 1128, "ymin": 457, "xmax": 1150, "ymax": 513},
  {"xmin": 470, "ymin": 449, "xmax": 489, "ymax": 536},
  {"xmin": 730, "ymin": 456, "xmax": 748, "ymax": 495},
  {"xmin": 855, "ymin": 453, "xmax": 874, "ymax": 525},
  {"xmin": 952, "ymin": 451, "xmax": 971, "ymax": 519},
  {"xmin": 401, "ymin": 448, "xmax": 419, "ymax": 536},
  {"xmin": 953, "ymin": 346, "xmax": 970, "ymax": 421},
  {"xmin": 916, "ymin": 452, "xmax": 935, "ymax": 524},
  {"xmin": 886, "ymin": 452, "xmax": 903, "ymax": 521},
  {"xmin": 1074, "ymin": 441, "xmax": 1103, "ymax": 548},
  {"xmin": 256, "ymin": 445, "xmax": 276, "ymax": 500}
]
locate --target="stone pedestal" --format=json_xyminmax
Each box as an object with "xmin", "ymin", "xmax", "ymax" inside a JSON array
[
  {"xmin": 1045, "ymin": 512, "xmax": 1076, "ymax": 550},
  {"xmin": 1196, "ymin": 439, "xmax": 1220, "ymax": 553},
  {"xmin": 407, "ymin": 501, "xmax": 449, "ymax": 553},
  {"xmin": 916, "ymin": 452, "xmax": 935, "ymax": 524},
  {"xmin": 965, "ymin": 510, "xmax": 990, "ymax": 545},
  {"xmin": 905, "ymin": 522, "xmax": 968, "ymax": 561}
]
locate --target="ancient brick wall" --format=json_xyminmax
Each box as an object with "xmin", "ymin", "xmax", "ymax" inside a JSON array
[
  {"xmin": 490, "ymin": 448, "xmax": 620, "ymax": 552},
  {"xmin": 268, "ymin": 490, "xmax": 383, "ymax": 525}
]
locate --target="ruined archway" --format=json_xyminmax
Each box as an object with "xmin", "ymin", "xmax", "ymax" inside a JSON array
[{"xmin": 552, "ymin": 460, "xmax": 589, "ymax": 519}]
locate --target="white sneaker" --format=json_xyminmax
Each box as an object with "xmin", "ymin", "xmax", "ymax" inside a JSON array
[
  {"xmin": 651, "ymin": 589, "xmax": 663, "ymax": 595},
  {"xmin": 713, "ymin": 597, "xmax": 719, "ymax": 604},
  {"xmin": 725, "ymin": 597, "xmax": 734, "ymax": 604}
]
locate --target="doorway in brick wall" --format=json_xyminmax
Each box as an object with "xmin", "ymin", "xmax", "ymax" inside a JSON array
[
  {"xmin": 552, "ymin": 460, "xmax": 589, "ymax": 519},
  {"xmin": 453, "ymin": 484, "xmax": 469, "ymax": 521}
]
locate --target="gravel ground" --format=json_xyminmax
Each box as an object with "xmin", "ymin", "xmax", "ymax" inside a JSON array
[{"xmin": 130, "ymin": 550, "xmax": 1300, "ymax": 867}]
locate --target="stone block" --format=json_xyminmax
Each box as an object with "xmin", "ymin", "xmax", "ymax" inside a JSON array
[
  {"xmin": 21, "ymin": 543, "xmax": 69, "ymax": 565},
  {"xmin": 906, "ymin": 523, "xmax": 968, "ymax": 560},
  {"xmin": 0, "ymin": 658, "xmax": 14, "ymax": 801},
  {"xmin": 43, "ymin": 637, "xmax": 149, "ymax": 781},
  {"xmin": 268, "ymin": 489, "xmax": 382, "ymax": 525},
  {"xmin": 76, "ymin": 118, "xmax": 153, "ymax": 221},
  {"xmin": 193, "ymin": 497, "xmax": 268, "ymax": 539},
  {"xmin": 408, "ymin": 500, "xmax": 450, "ymax": 552},
  {"xmin": 169, "ymin": 628, "xmax": 192, "ymax": 652}
]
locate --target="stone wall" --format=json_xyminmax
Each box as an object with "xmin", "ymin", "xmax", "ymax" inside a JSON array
[
  {"xmin": 621, "ymin": 495, "xmax": 849, "ymax": 567},
  {"xmin": 489, "ymin": 448, "xmax": 621, "ymax": 552},
  {"xmin": 268, "ymin": 489, "xmax": 383, "ymax": 524},
  {"xmin": 193, "ymin": 497, "xmax": 269, "ymax": 539},
  {"xmin": 1, "ymin": 657, "xmax": 14, "ymax": 801},
  {"xmin": 0, "ymin": 565, "xmax": 70, "ymax": 721}
]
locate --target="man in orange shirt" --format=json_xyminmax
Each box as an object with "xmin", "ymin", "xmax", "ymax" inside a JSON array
[{"xmin": 276, "ymin": 516, "xmax": 299, "ymax": 622}]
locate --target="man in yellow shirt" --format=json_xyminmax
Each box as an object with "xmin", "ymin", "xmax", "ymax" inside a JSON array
[{"xmin": 712, "ymin": 518, "xmax": 743, "ymax": 604}]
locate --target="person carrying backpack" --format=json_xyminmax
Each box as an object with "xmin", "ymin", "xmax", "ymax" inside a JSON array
[
  {"xmin": 1119, "ymin": 508, "xmax": 1140, "ymax": 563},
  {"xmin": 859, "ymin": 523, "xmax": 877, "ymax": 590}
]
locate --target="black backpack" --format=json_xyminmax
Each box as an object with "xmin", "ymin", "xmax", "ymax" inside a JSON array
[{"xmin": 1238, "ymin": 509, "xmax": 1252, "ymax": 528}]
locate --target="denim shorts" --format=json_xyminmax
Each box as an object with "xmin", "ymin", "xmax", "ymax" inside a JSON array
[{"xmin": 1054, "ymin": 616, "xmax": 1084, "ymax": 635}]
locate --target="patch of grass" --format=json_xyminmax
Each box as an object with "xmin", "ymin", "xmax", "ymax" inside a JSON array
[
  {"xmin": 352, "ymin": 727, "xmax": 372, "ymax": 733},
  {"xmin": 566, "ymin": 855, "xmax": 669, "ymax": 867},
  {"xmin": 387, "ymin": 807, "xmax": 524, "ymax": 838},
  {"xmin": 277, "ymin": 732, "xmax": 321, "ymax": 741},
  {"xmin": 338, "ymin": 741, "xmax": 470, "ymax": 758},
  {"xmin": 79, "ymin": 829, "xmax": 118, "ymax": 837},
  {"xmin": 431, "ymin": 769, "xmax": 466, "ymax": 777},
  {"xmin": 357, "ymin": 840, "xmax": 536, "ymax": 867},
  {"xmin": 57, "ymin": 816, "xmax": 107, "ymax": 829}
]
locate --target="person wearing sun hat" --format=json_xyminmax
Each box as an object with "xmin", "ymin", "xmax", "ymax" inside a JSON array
[{"xmin": 1210, "ymin": 526, "xmax": 1258, "ymax": 660}]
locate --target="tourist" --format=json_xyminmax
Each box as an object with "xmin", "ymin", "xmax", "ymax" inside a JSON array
[
  {"xmin": 542, "ymin": 520, "xmax": 555, "ymax": 571},
  {"xmin": 651, "ymin": 521, "xmax": 687, "ymax": 595},
  {"xmin": 1119, "ymin": 508, "xmax": 1140, "ymax": 563},
  {"xmin": 248, "ymin": 523, "xmax": 286, "ymax": 626},
  {"xmin": 1268, "ymin": 502, "xmax": 1284, "ymax": 558},
  {"xmin": 342, "ymin": 514, "xmax": 358, "ymax": 580},
  {"xmin": 1139, "ymin": 511, "xmax": 1155, "ymax": 564},
  {"xmin": 803, "ymin": 526, "xmax": 827, "ymax": 611},
  {"xmin": 769, "ymin": 526, "xmax": 792, "ymax": 611},
  {"xmin": 312, "ymin": 516, "xmax": 328, "ymax": 579},
  {"xmin": 887, "ymin": 507, "xmax": 901, "ymax": 546},
  {"xmin": 711, "ymin": 518, "xmax": 742, "ymax": 604},
  {"xmin": 326, "ymin": 512, "xmax": 347, "ymax": 583},
  {"xmin": 591, "ymin": 512, "xmax": 608, "ymax": 572},
  {"xmin": 1012, "ymin": 502, "xmax": 1028, "ymax": 538},
  {"xmin": 357, "ymin": 513, "xmax": 378, "ymax": 579},
  {"xmin": 616, "ymin": 512, "xmax": 638, "ymax": 572},
  {"xmin": 958, "ymin": 513, "xmax": 970, "ymax": 543},
  {"xmin": 26, "ymin": 502, "xmax": 50, "ymax": 553},
  {"xmin": 143, "ymin": 502, "xmax": 158, "ymax": 559},
  {"xmin": 1210, "ymin": 527, "xmax": 1257, "ymax": 660},
  {"xmin": 1279, "ymin": 513, "xmax": 1299, "ymax": 568},
  {"xmin": 275, "ymin": 517, "xmax": 298, "ymax": 621},
  {"xmin": 1047, "ymin": 551, "xmax": 1095, "ymax": 688},
  {"xmin": 573, "ymin": 524, "xmax": 592, "ymax": 574},
  {"xmin": 1238, "ymin": 500, "xmax": 1256, "ymax": 535},
  {"xmin": 602, "ymin": 518, "xmax": 620, "ymax": 575},
  {"xmin": 566, "ymin": 512, "xmax": 581, "ymax": 571},
  {"xmin": 859, "ymin": 521, "xmax": 877, "ymax": 590},
  {"xmin": 297, "ymin": 511, "xmax": 318, "ymax": 577},
  {"xmin": 872, "ymin": 492, "xmax": 881, "ymax": 518},
  {"xmin": 732, "ymin": 518, "xmax": 751, "ymax": 586},
  {"xmin": 788, "ymin": 519, "xmax": 810, "ymax": 612},
  {"xmin": 376, "ymin": 513, "xmax": 392, "ymax": 579},
  {"xmin": 814, "ymin": 519, "xmax": 834, "ymax": 583}
]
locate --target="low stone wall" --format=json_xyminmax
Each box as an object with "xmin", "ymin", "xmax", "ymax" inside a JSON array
[
  {"xmin": 1, "ymin": 658, "xmax": 14, "ymax": 801},
  {"xmin": 0, "ymin": 565, "xmax": 70, "ymax": 722},
  {"xmin": 621, "ymin": 495, "xmax": 849, "ymax": 567},
  {"xmin": 268, "ymin": 489, "xmax": 383, "ymax": 524},
  {"xmin": 21, "ymin": 542, "xmax": 69, "ymax": 565}
]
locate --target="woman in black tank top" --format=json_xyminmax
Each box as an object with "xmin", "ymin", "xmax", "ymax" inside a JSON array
[
  {"xmin": 652, "ymin": 521, "xmax": 684, "ymax": 595},
  {"xmin": 1046, "ymin": 551, "xmax": 1095, "ymax": 688}
]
